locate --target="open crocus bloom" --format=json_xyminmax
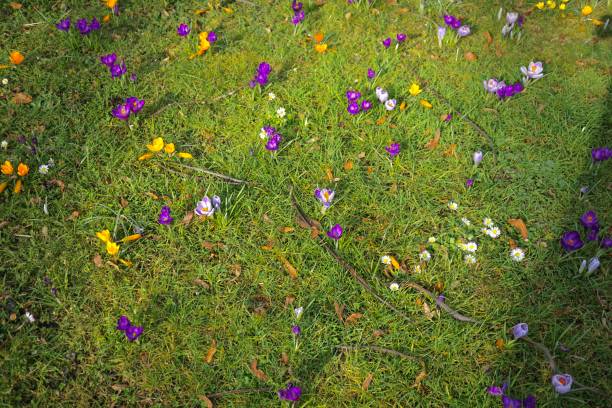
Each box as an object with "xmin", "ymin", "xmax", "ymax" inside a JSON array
[
  {"xmin": 551, "ymin": 374, "xmax": 573, "ymax": 394},
  {"xmin": 520, "ymin": 61, "xmax": 544, "ymax": 79},
  {"xmin": 315, "ymin": 188, "xmax": 335, "ymax": 208},
  {"xmin": 375, "ymin": 87, "xmax": 389, "ymax": 103},
  {"xmin": 195, "ymin": 196, "xmax": 215, "ymax": 217}
]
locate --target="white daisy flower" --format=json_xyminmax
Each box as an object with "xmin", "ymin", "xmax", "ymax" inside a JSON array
[
  {"xmin": 0, "ymin": 140, "xmax": 7, "ymax": 149},
  {"xmin": 381, "ymin": 255, "xmax": 392, "ymax": 265},
  {"xmin": 419, "ymin": 250, "xmax": 431, "ymax": 262},
  {"xmin": 276, "ymin": 107, "xmax": 286, "ymax": 118},
  {"xmin": 483, "ymin": 217, "xmax": 494, "ymax": 227},
  {"xmin": 481, "ymin": 228, "xmax": 489, "ymax": 234},
  {"xmin": 464, "ymin": 254, "xmax": 477, "ymax": 264},
  {"xmin": 510, "ymin": 248, "xmax": 525, "ymax": 262},
  {"xmin": 487, "ymin": 227, "xmax": 501, "ymax": 238},
  {"xmin": 38, "ymin": 164, "xmax": 49, "ymax": 175},
  {"xmin": 24, "ymin": 311, "xmax": 35, "ymax": 323},
  {"xmin": 465, "ymin": 242, "xmax": 478, "ymax": 252},
  {"xmin": 448, "ymin": 201, "xmax": 458, "ymax": 211},
  {"xmin": 428, "ymin": 237, "xmax": 436, "ymax": 244},
  {"xmin": 268, "ymin": 92, "xmax": 276, "ymax": 100},
  {"xmin": 1, "ymin": 78, "xmax": 8, "ymax": 86},
  {"xmin": 461, "ymin": 217, "xmax": 471, "ymax": 226},
  {"xmin": 389, "ymin": 282, "xmax": 400, "ymax": 291}
]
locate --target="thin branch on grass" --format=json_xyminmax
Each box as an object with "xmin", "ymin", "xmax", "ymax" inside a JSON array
[
  {"xmin": 289, "ymin": 188, "xmax": 411, "ymax": 321},
  {"xmin": 402, "ymin": 282, "xmax": 482, "ymax": 324},
  {"xmin": 336, "ymin": 345, "xmax": 422, "ymax": 363},
  {"xmin": 206, "ymin": 387, "xmax": 274, "ymax": 399},
  {"xmin": 162, "ymin": 163, "xmax": 248, "ymax": 185}
]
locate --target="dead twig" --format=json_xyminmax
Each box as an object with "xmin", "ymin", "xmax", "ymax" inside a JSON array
[
  {"xmin": 402, "ymin": 282, "xmax": 482, "ymax": 324},
  {"xmin": 336, "ymin": 345, "xmax": 422, "ymax": 363},
  {"xmin": 290, "ymin": 188, "xmax": 411, "ymax": 321},
  {"xmin": 521, "ymin": 336, "xmax": 558, "ymax": 373}
]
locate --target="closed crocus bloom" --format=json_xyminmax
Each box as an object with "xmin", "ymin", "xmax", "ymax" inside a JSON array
[
  {"xmin": 420, "ymin": 99, "xmax": 433, "ymax": 109},
  {"xmin": 506, "ymin": 12, "xmax": 519, "ymax": 25},
  {"xmin": 367, "ymin": 68, "xmax": 375, "ymax": 79},
  {"xmin": 385, "ymin": 143, "xmax": 400, "ymax": 157},
  {"xmin": 346, "ymin": 90, "xmax": 361, "ymax": 101},
  {"xmin": 106, "ymin": 241, "xmax": 120, "ymax": 256},
  {"xmin": 587, "ymin": 257, "xmax": 600, "ymax": 274},
  {"xmin": 581, "ymin": 5, "xmax": 593, "ymax": 16},
  {"xmin": 327, "ymin": 224, "xmax": 343, "ymax": 240},
  {"xmin": 100, "ymin": 53, "xmax": 117, "ymax": 66},
  {"xmin": 164, "ymin": 143, "xmax": 175, "ymax": 154},
  {"xmin": 116, "ymin": 315, "xmax": 131, "ymax": 331},
  {"xmin": 96, "ymin": 229, "xmax": 112, "ymax": 243},
  {"xmin": 382, "ymin": 37, "xmax": 391, "ymax": 48},
  {"xmin": 578, "ymin": 259, "xmax": 587, "ymax": 273},
  {"xmin": 207, "ymin": 31, "xmax": 217, "ymax": 43},
  {"xmin": 457, "ymin": 25, "xmax": 471, "ymax": 37},
  {"xmin": 147, "ymin": 137, "xmax": 164, "ymax": 152},
  {"xmin": 551, "ymin": 374, "xmax": 573, "ymax": 394},
  {"xmin": 9, "ymin": 51, "xmax": 24, "ymax": 65},
  {"xmin": 347, "ymin": 102, "xmax": 360, "ymax": 115},
  {"xmin": 1, "ymin": 160, "xmax": 13, "ymax": 175},
  {"xmin": 56, "ymin": 18, "xmax": 70, "ymax": 31},
  {"xmin": 177, "ymin": 23, "xmax": 190, "ymax": 36},
  {"xmin": 384, "ymin": 99, "xmax": 396, "ymax": 110},
  {"xmin": 511, "ymin": 322, "xmax": 528, "ymax": 339},
  {"xmin": 17, "ymin": 163, "xmax": 28, "ymax": 177},
  {"xmin": 483, "ymin": 78, "xmax": 501, "ymax": 93},
  {"xmin": 177, "ymin": 152, "xmax": 192, "ymax": 159},
  {"xmin": 437, "ymin": 26, "xmax": 446, "ymax": 47},
  {"xmin": 396, "ymin": 33, "xmax": 407, "ymax": 42},
  {"xmin": 125, "ymin": 325, "xmax": 143, "ymax": 341},
  {"xmin": 212, "ymin": 195, "xmax": 221, "ymax": 210}
]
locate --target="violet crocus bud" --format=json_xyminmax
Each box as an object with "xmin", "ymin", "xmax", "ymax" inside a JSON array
[
  {"xmin": 511, "ymin": 322, "xmax": 528, "ymax": 339},
  {"xmin": 473, "ymin": 151, "xmax": 483, "ymax": 166}
]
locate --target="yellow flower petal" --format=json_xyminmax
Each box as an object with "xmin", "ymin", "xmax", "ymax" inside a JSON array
[
  {"xmin": 106, "ymin": 0, "xmax": 118, "ymax": 8},
  {"xmin": 399, "ymin": 101, "xmax": 407, "ymax": 111},
  {"xmin": 592, "ymin": 18, "xmax": 604, "ymax": 26},
  {"xmin": 222, "ymin": 7, "xmax": 234, "ymax": 14},
  {"xmin": 0, "ymin": 181, "xmax": 8, "ymax": 193},
  {"xmin": 121, "ymin": 234, "xmax": 142, "ymax": 243},
  {"xmin": 408, "ymin": 83, "xmax": 422, "ymax": 96},
  {"xmin": 119, "ymin": 258, "xmax": 133, "ymax": 267},
  {"xmin": 17, "ymin": 163, "xmax": 28, "ymax": 177},
  {"xmin": 102, "ymin": 14, "xmax": 111, "ymax": 23},
  {"xmin": 581, "ymin": 5, "xmax": 592, "ymax": 16},
  {"xmin": 147, "ymin": 137, "xmax": 164, "ymax": 152},
  {"xmin": 420, "ymin": 99, "xmax": 433, "ymax": 109},
  {"xmin": 13, "ymin": 179, "xmax": 22, "ymax": 193},
  {"xmin": 314, "ymin": 43, "xmax": 328, "ymax": 53},
  {"xmin": 164, "ymin": 143, "xmax": 175, "ymax": 154},
  {"xmin": 1, "ymin": 160, "xmax": 13, "ymax": 175},
  {"xmin": 390, "ymin": 256, "xmax": 400, "ymax": 270},
  {"xmin": 106, "ymin": 241, "xmax": 120, "ymax": 256},
  {"xmin": 536, "ymin": 2, "xmax": 544, "ymax": 9},
  {"xmin": 177, "ymin": 152, "xmax": 193, "ymax": 159},
  {"xmin": 96, "ymin": 229, "xmax": 112, "ymax": 243},
  {"xmin": 9, "ymin": 51, "xmax": 24, "ymax": 65},
  {"xmin": 138, "ymin": 153, "xmax": 155, "ymax": 161}
]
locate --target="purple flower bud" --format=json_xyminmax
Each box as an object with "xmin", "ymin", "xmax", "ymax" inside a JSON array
[
  {"xmin": 100, "ymin": 53, "xmax": 117, "ymax": 67},
  {"xmin": 473, "ymin": 151, "xmax": 483, "ymax": 166},
  {"xmin": 367, "ymin": 68, "xmax": 375, "ymax": 79},
  {"xmin": 278, "ymin": 384, "xmax": 301, "ymax": 402},
  {"xmin": 158, "ymin": 206, "xmax": 173, "ymax": 225},
  {"xmin": 112, "ymin": 103, "xmax": 131, "ymax": 121},
  {"xmin": 512, "ymin": 322, "xmax": 528, "ymax": 339},
  {"xmin": 56, "ymin": 18, "xmax": 71, "ymax": 32},
  {"xmin": 207, "ymin": 31, "xmax": 217, "ymax": 43},
  {"xmin": 396, "ymin": 33, "xmax": 407, "ymax": 42},
  {"xmin": 360, "ymin": 100, "xmax": 372, "ymax": 111},
  {"xmin": 385, "ymin": 142, "xmax": 400, "ymax": 157},
  {"xmin": 116, "ymin": 315, "xmax": 131, "ymax": 331},
  {"xmin": 327, "ymin": 224, "xmax": 343, "ymax": 240},
  {"xmin": 291, "ymin": 325, "xmax": 301, "ymax": 336},
  {"xmin": 382, "ymin": 37, "xmax": 391, "ymax": 48},
  {"xmin": 466, "ymin": 179, "xmax": 474, "ymax": 188},
  {"xmin": 346, "ymin": 90, "xmax": 361, "ymax": 101},
  {"xmin": 177, "ymin": 23, "xmax": 190, "ymax": 37}
]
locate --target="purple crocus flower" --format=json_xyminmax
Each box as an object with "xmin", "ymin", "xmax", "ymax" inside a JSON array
[
  {"xmin": 457, "ymin": 25, "xmax": 471, "ymax": 37},
  {"xmin": 100, "ymin": 53, "xmax": 117, "ymax": 67},
  {"xmin": 385, "ymin": 142, "xmax": 400, "ymax": 157},
  {"xmin": 502, "ymin": 396, "xmax": 523, "ymax": 408},
  {"xmin": 126, "ymin": 97, "xmax": 145, "ymax": 114},
  {"xmin": 278, "ymin": 384, "xmax": 301, "ymax": 402},
  {"xmin": 56, "ymin": 18, "xmax": 71, "ymax": 32},
  {"xmin": 361, "ymin": 100, "xmax": 372, "ymax": 111},
  {"xmin": 207, "ymin": 31, "xmax": 217, "ymax": 43},
  {"xmin": 291, "ymin": 1, "xmax": 303, "ymax": 12},
  {"xmin": 367, "ymin": 68, "xmax": 375, "ymax": 79},
  {"xmin": 291, "ymin": 10, "xmax": 305, "ymax": 25},
  {"xmin": 451, "ymin": 19, "xmax": 461, "ymax": 29},
  {"xmin": 258, "ymin": 62, "xmax": 271, "ymax": 75},
  {"xmin": 396, "ymin": 33, "xmax": 407, "ymax": 42},
  {"xmin": 112, "ymin": 103, "xmax": 131, "ymax": 121},
  {"xmin": 89, "ymin": 17, "xmax": 100, "ymax": 32},
  {"xmin": 551, "ymin": 374, "xmax": 573, "ymax": 394},
  {"xmin": 158, "ymin": 206, "xmax": 173, "ymax": 225},
  {"xmin": 266, "ymin": 133, "xmax": 282, "ymax": 151},
  {"xmin": 291, "ymin": 325, "xmax": 301, "ymax": 336},
  {"xmin": 487, "ymin": 385, "xmax": 504, "ymax": 396},
  {"xmin": 560, "ymin": 231, "xmax": 584, "ymax": 252},
  {"xmin": 483, "ymin": 78, "xmax": 502, "ymax": 93},
  {"xmin": 212, "ymin": 195, "xmax": 222, "ymax": 210},
  {"xmin": 110, "ymin": 61, "xmax": 127, "ymax": 79},
  {"xmin": 591, "ymin": 147, "xmax": 611, "ymax": 161},
  {"xmin": 116, "ymin": 315, "xmax": 131, "ymax": 331},
  {"xmin": 76, "ymin": 18, "xmax": 89, "ymax": 35},
  {"xmin": 327, "ymin": 224, "xmax": 343, "ymax": 240},
  {"xmin": 195, "ymin": 196, "xmax": 215, "ymax": 217},
  {"xmin": 346, "ymin": 90, "xmax": 361, "ymax": 101},
  {"xmin": 177, "ymin": 23, "xmax": 190, "ymax": 37},
  {"xmin": 601, "ymin": 236, "xmax": 612, "ymax": 248},
  {"xmin": 125, "ymin": 325, "xmax": 143, "ymax": 341},
  {"xmin": 347, "ymin": 102, "xmax": 360, "ymax": 115},
  {"xmin": 315, "ymin": 188, "xmax": 335, "ymax": 208},
  {"xmin": 382, "ymin": 37, "xmax": 391, "ymax": 48},
  {"xmin": 130, "ymin": 73, "xmax": 137, "ymax": 82},
  {"xmin": 523, "ymin": 395, "xmax": 536, "ymax": 408},
  {"xmin": 437, "ymin": 26, "xmax": 446, "ymax": 46},
  {"xmin": 511, "ymin": 322, "xmax": 528, "ymax": 339},
  {"xmin": 512, "ymin": 82, "xmax": 524, "ymax": 94},
  {"xmin": 586, "ymin": 227, "xmax": 599, "ymax": 242},
  {"xmin": 250, "ymin": 62, "xmax": 271, "ymax": 88},
  {"xmin": 444, "ymin": 15, "xmax": 456, "ymax": 26},
  {"xmin": 580, "ymin": 210, "xmax": 598, "ymax": 229},
  {"xmin": 466, "ymin": 179, "xmax": 474, "ymax": 188}
]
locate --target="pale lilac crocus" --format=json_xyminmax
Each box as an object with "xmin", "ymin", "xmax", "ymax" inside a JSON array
[
  {"xmin": 212, "ymin": 195, "xmax": 221, "ymax": 210},
  {"xmin": 473, "ymin": 151, "xmax": 483, "ymax": 166},
  {"xmin": 483, "ymin": 78, "xmax": 504, "ymax": 93},
  {"xmin": 457, "ymin": 25, "xmax": 471, "ymax": 37},
  {"xmin": 437, "ymin": 26, "xmax": 446, "ymax": 47},
  {"xmin": 195, "ymin": 196, "xmax": 215, "ymax": 217},
  {"xmin": 506, "ymin": 12, "xmax": 519, "ymax": 25},
  {"xmin": 551, "ymin": 374, "xmax": 573, "ymax": 394},
  {"xmin": 384, "ymin": 99, "xmax": 396, "ymax": 111},
  {"xmin": 520, "ymin": 61, "xmax": 544, "ymax": 80},
  {"xmin": 511, "ymin": 322, "xmax": 528, "ymax": 339},
  {"xmin": 315, "ymin": 188, "xmax": 335, "ymax": 208},
  {"xmin": 375, "ymin": 87, "xmax": 388, "ymax": 103},
  {"xmin": 587, "ymin": 257, "xmax": 600, "ymax": 274}
]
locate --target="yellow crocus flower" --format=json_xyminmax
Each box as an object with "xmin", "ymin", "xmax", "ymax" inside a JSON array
[
  {"xmin": 0, "ymin": 181, "xmax": 7, "ymax": 193},
  {"xmin": 106, "ymin": 241, "xmax": 120, "ymax": 256},
  {"xmin": 164, "ymin": 143, "xmax": 175, "ymax": 154},
  {"xmin": 96, "ymin": 229, "xmax": 112, "ymax": 243},
  {"xmin": 13, "ymin": 179, "xmax": 22, "ymax": 193},
  {"xmin": 420, "ymin": 99, "xmax": 433, "ymax": 109},
  {"xmin": 147, "ymin": 137, "xmax": 164, "ymax": 152},
  {"xmin": 409, "ymin": 83, "xmax": 422, "ymax": 96},
  {"xmin": 9, "ymin": 51, "xmax": 24, "ymax": 65},
  {"xmin": 547, "ymin": 1, "xmax": 556, "ymax": 9},
  {"xmin": 119, "ymin": 259, "xmax": 133, "ymax": 267},
  {"xmin": 314, "ymin": 43, "xmax": 328, "ymax": 53},
  {"xmin": 121, "ymin": 234, "xmax": 142, "ymax": 243},
  {"xmin": 559, "ymin": 3, "xmax": 566, "ymax": 10},
  {"xmin": 1, "ymin": 160, "xmax": 13, "ymax": 175},
  {"xmin": 581, "ymin": 6, "xmax": 593, "ymax": 16},
  {"xmin": 138, "ymin": 153, "xmax": 155, "ymax": 161},
  {"xmin": 536, "ymin": 2, "xmax": 544, "ymax": 9},
  {"xmin": 17, "ymin": 163, "xmax": 28, "ymax": 177},
  {"xmin": 106, "ymin": 0, "xmax": 118, "ymax": 8},
  {"xmin": 177, "ymin": 152, "xmax": 193, "ymax": 159}
]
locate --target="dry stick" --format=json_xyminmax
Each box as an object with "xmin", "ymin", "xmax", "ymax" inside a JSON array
[
  {"xmin": 402, "ymin": 282, "xmax": 482, "ymax": 324},
  {"xmin": 206, "ymin": 387, "xmax": 274, "ymax": 399},
  {"xmin": 336, "ymin": 345, "xmax": 422, "ymax": 363},
  {"xmin": 289, "ymin": 189, "xmax": 411, "ymax": 321},
  {"xmin": 520, "ymin": 336, "xmax": 558, "ymax": 373}
]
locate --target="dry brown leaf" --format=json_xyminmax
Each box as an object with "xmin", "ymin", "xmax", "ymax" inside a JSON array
[
  {"xmin": 249, "ymin": 359, "xmax": 269, "ymax": 381},
  {"xmin": 0, "ymin": 220, "xmax": 9, "ymax": 229},
  {"xmin": 9, "ymin": 2, "xmax": 23, "ymax": 9},
  {"xmin": 495, "ymin": 338, "xmax": 505, "ymax": 351},
  {"xmin": 367, "ymin": 166, "xmax": 374, "ymax": 174},
  {"xmin": 205, "ymin": 339, "xmax": 217, "ymax": 363},
  {"xmin": 229, "ymin": 264, "xmax": 241, "ymax": 277},
  {"xmin": 145, "ymin": 191, "xmax": 159, "ymax": 200},
  {"xmin": 9, "ymin": 313, "xmax": 17, "ymax": 321},
  {"xmin": 362, "ymin": 372, "xmax": 374, "ymax": 391},
  {"xmin": 334, "ymin": 302, "xmax": 345, "ymax": 322},
  {"xmin": 464, "ymin": 51, "xmax": 477, "ymax": 61},
  {"xmin": 261, "ymin": 244, "xmax": 273, "ymax": 251},
  {"xmin": 296, "ymin": 215, "xmax": 310, "ymax": 229},
  {"xmin": 68, "ymin": 210, "xmax": 80, "ymax": 220},
  {"xmin": 198, "ymin": 395, "xmax": 214, "ymax": 408},
  {"xmin": 181, "ymin": 211, "xmax": 194, "ymax": 225},
  {"xmin": 49, "ymin": 179, "xmax": 65, "ymax": 191},
  {"xmin": 422, "ymin": 302, "xmax": 435, "ymax": 320},
  {"xmin": 357, "ymin": 151, "xmax": 366, "ymax": 159},
  {"xmin": 376, "ymin": 116, "xmax": 386, "ymax": 125},
  {"xmin": 495, "ymin": 43, "xmax": 503, "ymax": 57},
  {"xmin": 508, "ymin": 239, "xmax": 518, "ymax": 249},
  {"xmin": 508, "ymin": 219, "xmax": 528, "ymax": 240},
  {"xmin": 13, "ymin": 92, "xmax": 32, "ymax": 104},
  {"xmin": 484, "ymin": 31, "xmax": 493, "ymax": 46},
  {"xmin": 111, "ymin": 384, "xmax": 126, "ymax": 392},
  {"xmin": 434, "ymin": 281, "xmax": 444, "ymax": 292},
  {"xmin": 280, "ymin": 226, "xmax": 295, "ymax": 233},
  {"xmin": 119, "ymin": 197, "xmax": 129, "ymax": 208},
  {"xmin": 442, "ymin": 144, "xmax": 457, "ymax": 158},
  {"xmin": 413, "ymin": 370, "xmax": 427, "ymax": 389},
  {"xmin": 284, "ymin": 295, "xmax": 295, "ymax": 307},
  {"xmin": 425, "ymin": 129, "xmax": 441, "ymax": 150},
  {"xmin": 344, "ymin": 313, "xmax": 363, "ymax": 325},
  {"xmin": 92, "ymin": 254, "xmax": 103, "ymax": 268},
  {"xmin": 278, "ymin": 254, "xmax": 298, "ymax": 279},
  {"xmin": 343, "ymin": 160, "xmax": 354, "ymax": 171},
  {"xmin": 372, "ymin": 329, "xmax": 385, "ymax": 338},
  {"xmin": 202, "ymin": 241, "xmax": 216, "ymax": 250},
  {"xmin": 193, "ymin": 278, "xmax": 210, "ymax": 289},
  {"xmin": 310, "ymin": 227, "xmax": 319, "ymax": 239},
  {"xmin": 325, "ymin": 167, "xmax": 334, "ymax": 181},
  {"xmin": 281, "ymin": 352, "xmax": 289, "ymax": 365}
]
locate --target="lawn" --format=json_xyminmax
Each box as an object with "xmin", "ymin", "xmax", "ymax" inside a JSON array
[{"xmin": 1, "ymin": 0, "xmax": 610, "ymax": 406}]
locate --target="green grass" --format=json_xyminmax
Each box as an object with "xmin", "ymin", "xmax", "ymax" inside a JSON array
[{"xmin": 1, "ymin": 0, "xmax": 610, "ymax": 406}]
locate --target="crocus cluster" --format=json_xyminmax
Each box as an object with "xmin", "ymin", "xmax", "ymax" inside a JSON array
[
  {"xmin": 112, "ymin": 96, "xmax": 145, "ymax": 121},
  {"xmin": 261, "ymin": 125, "xmax": 282, "ymax": 151},
  {"xmin": 75, "ymin": 17, "xmax": 101, "ymax": 35},
  {"xmin": 382, "ymin": 33, "xmax": 407, "ymax": 48},
  {"xmin": 249, "ymin": 62, "xmax": 271, "ymax": 88},
  {"xmin": 158, "ymin": 206, "xmax": 173, "ymax": 225},
  {"xmin": 591, "ymin": 147, "xmax": 611, "ymax": 162},
  {"xmin": 501, "ymin": 11, "xmax": 524, "ymax": 37},
  {"xmin": 483, "ymin": 79, "xmax": 524, "ymax": 100},
  {"xmin": 375, "ymin": 87, "xmax": 396, "ymax": 111},
  {"xmin": 443, "ymin": 15, "xmax": 471, "ymax": 37},
  {"xmin": 100, "ymin": 53, "xmax": 128, "ymax": 79},
  {"xmin": 345, "ymin": 89, "xmax": 372, "ymax": 115},
  {"xmin": 116, "ymin": 315, "xmax": 143, "ymax": 342},
  {"xmin": 487, "ymin": 383, "xmax": 536, "ymax": 408},
  {"xmin": 278, "ymin": 383, "xmax": 301, "ymax": 402},
  {"xmin": 195, "ymin": 195, "xmax": 221, "ymax": 217},
  {"xmin": 291, "ymin": 1, "xmax": 305, "ymax": 25},
  {"xmin": 561, "ymin": 209, "xmax": 611, "ymax": 251}
]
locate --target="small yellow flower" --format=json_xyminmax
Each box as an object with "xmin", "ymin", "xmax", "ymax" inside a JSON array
[
  {"xmin": 408, "ymin": 83, "xmax": 422, "ymax": 96},
  {"xmin": 581, "ymin": 5, "xmax": 593, "ymax": 16},
  {"xmin": 105, "ymin": 0, "xmax": 118, "ymax": 8},
  {"xmin": 536, "ymin": 2, "xmax": 544, "ymax": 9},
  {"xmin": 420, "ymin": 99, "xmax": 433, "ymax": 109},
  {"xmin": 1, "ymin": 160, "xmax": 13, "ymax": 175},
  {"xmin": 138, "ymin": 152, "xmax": 155, "ymax": 161},
  {"xmin": 147, "ymin": 137, "xmax": 164, "ymax": 152},
  {"xmin": 0, "ymin": 181, "xmax": 7, "ymax": 193},
  {"xmin": 96, "ymin": 229, "xmax": 112, "ymax": 243},
  {"xmin": 314, "ymin": 43, "xmax": 328, "ymax": 53},
  {"xmin": 13, "ymin": 179, "xmax": 22, "ymax": 193},
  {"xmin": 546, "ymin": 1, "xmax": 556, "ymax": 9},
  {"xmin": 559, "ymin": 3, "xmax": 566, "ymax": 10},
  {"xmin": 17, "ymin": 163, "xmax": 28, "ymax": 177},
  {"xmin": 102, "ymin": 15, "xmax": 111, "ymax": 23},
  {"xmin": 390, "ymin": 256, "xmax": 400, "ymax": 270},
  {"xmin": 399, "ymin": 101, "xmax": 406, "ymax": 111},
  {"xmin": 9, "ymin": 51, "xmax": 24, "ymax": 65},
  {"xmin": 222, "ymin": 7, "xmax": 234, "ymax": 14},
  {"xmin": 164, "ymin": 143, "xmax": 175, "ymax": 154},
  {"xmin": 197, "ymin": 32, "xmax": 211, "ymax": 55},
  {"xmin": 106, "ymin": 241, "xmax": 120, "ymax": 256},
  {"xmin": 121, "ymin": 234, "xmax": 142, "ymax": 243},
  {"xmin": 177, "ymin": 152, "xmax": 193, "ymax": 159}
]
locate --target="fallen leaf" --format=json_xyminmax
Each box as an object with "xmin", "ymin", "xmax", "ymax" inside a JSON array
[
  {"xmin": 9, "ymin": 313, "xmax": 16, "ymax": 321},
  {"xmin": 284, "ymin": 295, "xmax": 295, "ymax": 307},
  {"xmin": 197, "ymin": 395, "xmax": 214, "ymax": 408},
  {"xmin": 508, "ymin": 239, "xmax": 518, "ymax": 249},
  {"xmin": 413, "ymin": 370, "xmax": 427, "ymax": 389},
  {"xmin": 343, "ymin": 160, "xmax": 353, "ymax": 171},
  {"xmin": 205, "ymin": 339, "xmax": 217, "ymax": 363},
  {"xmin": 193, "ymin": 278, "xmax": 210, "ymax": 289},
  {"xmin": 508, "ymin": 219, "xmax": 528, "ymax": 240},
  {"xmin": 422, "ymin": 302, "xmax": 435, "ymax": 320},
  {"xmin": 484, "ymin": 31, "xmax": 493, "ymax": 46},
  {"xmin": 495, "ymin": 338, "xmax": 505, "ymax": 351},
  {"xmin": 181, "ymin": 211, "xmax": 194, "ymax": 225},
  {"xmin": 9, "ymin": 2, "xmax": 22, "ymax": 10},
  {"xmin": 434, "ymin": 281, "xmax": 444, "ymax": 292},
  {"xmin": 278, "ymin": 254, "xmax": 298, "ymax": 279},
  {"xmin": 280, "ymin": 226, "xmax": 295, "ymax": 233},
  {"xmin": 310, "ymin": 227, "xmax": 319, "ymax": 239},
  {"xmin": 344, "ymin": 313, "xmax": 363, "ymax": 325},
  {"xmin": 325, "ymin": 167, "xmax": 334, "ymax": 181},
  {"xmin": 357, "ymin": 151, "xmax": 366, "ymax": 159},
  {"xmin": 281, "ymin": 352, "xmax": 289, "ymax": 365},
  {"xmin": 12, "ymin": 92, "xmax": 32, "ymax": 104},
  {"xmin": 372, "ymin": 329, "xmax": 385, "ymax": 338},
  {"xmin": 119, "ymin": 197, "xmax": 129, "ymax": 208},
  {"xmin": 376, "ymin": 116, "xmax": 386, "ymax": 125},
  {"xmin": 111, "ymin": 384, "xmax": 126, "ymax": 392},
  {"xmin": 464, "ymin": 51, "xmax": 477, "ymax": 61},
  {"xmin": 425, "ymin": 129, "xmax": 441, "ymax": 150},
  {"xmin": 202, "ymin": 241, "xmax": 216, "ymax": 250},
  {"xmin": 362, "ymin": 372, "xmax": 374, "ymax": 391},
  {"xmin": 92, "ymin": 254, "xmax": 103, "ymax": 268},
  {"xmin": 249, "ymin": 359, "xmax": 269, "ymax": 381},
  {"xmin": 345, "ymin": 12, "xmax": 351, "ymax": 20},
  {"xmin": 68, "ymin": 210, "xmax": 80, "ymax": 220},
  {"xmin": 334, "ymin": 302, "xmax": 345, "ymax": 322},
  {"xmin": 47, "ymin": 179, "xmax": 65, "ymax": 191},
  {"xmin": 442, "ymin": 144, "xmax": 457, "ymax": 158},
  {"xmin": 229, "ymin": 264, "xmax": 241, "ymax": 277},
  {"xmin": 145, "ymin": 191, "xmax": 160, "ymax": 200}
]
